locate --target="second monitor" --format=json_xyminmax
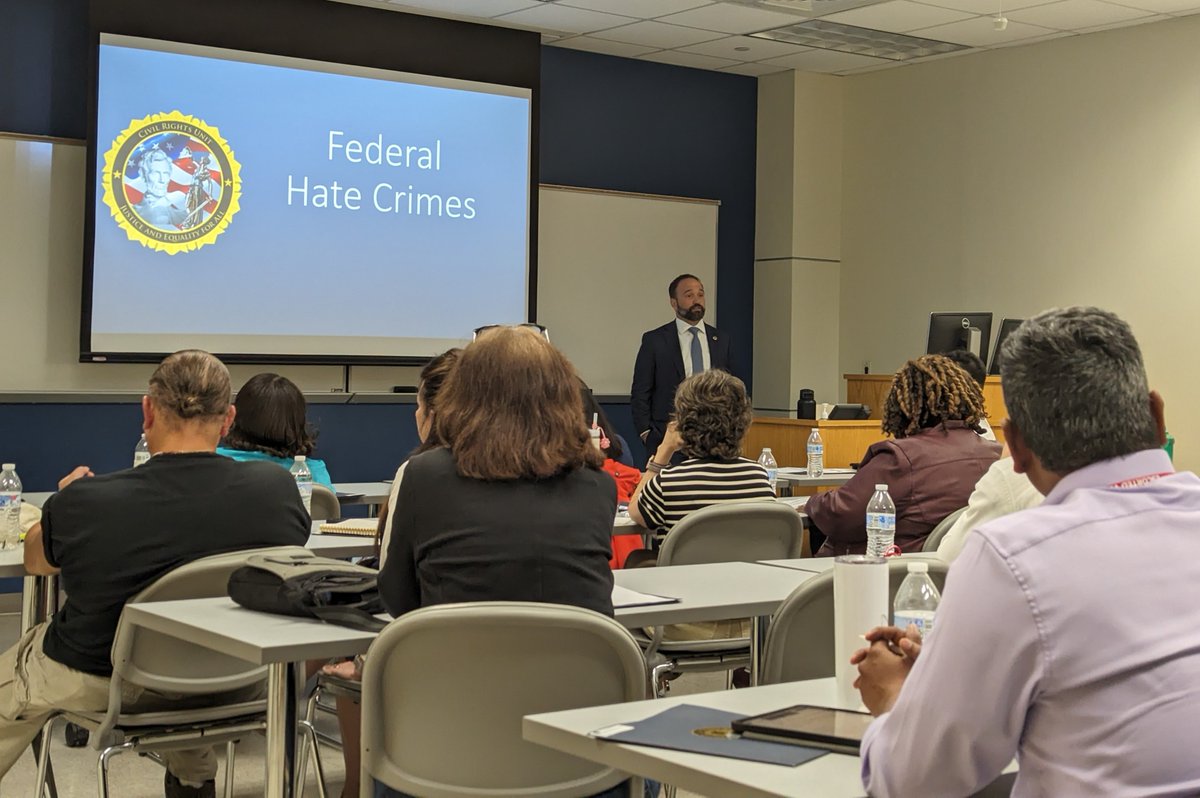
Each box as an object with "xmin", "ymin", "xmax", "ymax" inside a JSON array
[{"xmin": 926, "ymin": 312, "xmax": 994, "ymax": 366}]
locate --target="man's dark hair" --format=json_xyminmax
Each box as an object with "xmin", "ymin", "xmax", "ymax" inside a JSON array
[
  {"xmin": 1001, "ymin": 307, "xmax": 1158, "ymax": 473},
  {"xmin": 941, "ymin": 349, "xmax": 986, "ymax": 387},
  {"xmin": 668, "ymin": 274, "xmax": 701, "ymax": 299},
  {"xmin": 222, "ymin": 373, "xmax": 316, "ymax": 458}
]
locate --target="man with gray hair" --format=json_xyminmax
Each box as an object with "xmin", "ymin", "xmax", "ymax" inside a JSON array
[
  {"xmin": 853, "ymin": 307, "xmax": 1200, "ymax": 796},
  {"xmin": 0, "ymin": 351, "xmax": 310, "ymax": 798}
]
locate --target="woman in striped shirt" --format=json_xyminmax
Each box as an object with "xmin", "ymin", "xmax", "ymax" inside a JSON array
[{"xmin": 629, "ymin": 369, "xmax": 775, "ymax": 537}]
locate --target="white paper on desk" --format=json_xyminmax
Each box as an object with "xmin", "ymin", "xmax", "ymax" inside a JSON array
[
  {"xmin": 612, "ymin": 585, "xmax": 678, "ymax": 609},
  {"xmin": 833, "ymin": 555, "xmax": 889, "ymax": 706},
  {"xmin": 777, "ymin": 496, "xmax": 808, "ymax": 509}
]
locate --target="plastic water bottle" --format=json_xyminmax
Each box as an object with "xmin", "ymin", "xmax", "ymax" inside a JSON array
[
  {"xmin": 133, "ymin": 434, "xmax": 150, "ymax": 467},
  {"xmin": 866, "ymin": 484, "xmax": 898, "ymax": 557},
  {"xmin": 806, "ymin": 429, "xmax": 824, "ymax": 477},
  {"xmin": 0, "ymin": 465, "xmax": 22, "ymax": 550},
  {"xmin": 290, "ymin": 456, "xmax": 313, "ymax": 514},
  {"xmin": 893, "ymin": 561, "xmax": 941, "ymax": 636},
  {"xmin": 589, "ymin": 413, "xmax": 602, "ymax": 451},
  {"xmin": 757, "ymin": 447, "xmax": 778, "ymax": 493}
]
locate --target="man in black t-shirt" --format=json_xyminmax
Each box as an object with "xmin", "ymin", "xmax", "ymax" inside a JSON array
[{"xmin": 0, "ymin": 351, "xmax": 309, "ymax": 798}]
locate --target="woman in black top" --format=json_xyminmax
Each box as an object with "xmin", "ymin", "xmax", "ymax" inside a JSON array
[{"xmin": 379, "ymin": 326, "xmax": 616, "ymax": 617}]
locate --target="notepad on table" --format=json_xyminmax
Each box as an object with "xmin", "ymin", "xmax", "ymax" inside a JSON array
[
  {"xmin": 611, "ymin": 585, "xmax": 678, "ymax": 609},
  {"xmin": 317, "ymin": 518, "xmax": 377, "ymax": 537}
]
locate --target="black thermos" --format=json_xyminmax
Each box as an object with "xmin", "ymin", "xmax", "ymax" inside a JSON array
[{"xmin": 797, "ymin": 389, "xmax": 816, "ymax": 420}]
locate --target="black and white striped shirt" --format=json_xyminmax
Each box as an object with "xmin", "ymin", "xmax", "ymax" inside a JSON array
[{"xmin": 637, "ymin": 457, "xmax": 775, "ymax": 535}]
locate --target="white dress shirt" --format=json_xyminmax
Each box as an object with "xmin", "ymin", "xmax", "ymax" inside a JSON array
[
  {"xmin": 862, "ymin": 449, "xmax": 1200, "ymax": 797},
  {"xmin": 675, "ymin": 317, "xmax": 710, "ymax": 377}
]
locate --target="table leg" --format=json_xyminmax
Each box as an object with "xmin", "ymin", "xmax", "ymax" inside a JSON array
[
  {"xmin": 750, "ymin": 615, "xmax": 770, "ymax": 686},
  {"xmin": 264, "ymin": 662, "xmax": 297, "ymax": 798}
]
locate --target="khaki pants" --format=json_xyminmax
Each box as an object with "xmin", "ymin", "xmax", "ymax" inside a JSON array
[{"xmin": 0, "ymin": 623, "xmax": 218, "ymax": 784}]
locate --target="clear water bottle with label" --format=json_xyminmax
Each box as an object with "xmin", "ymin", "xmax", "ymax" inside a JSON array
[
  {"xmin": 865, "ymin": 484, "xmax": 897, "ymax": 557},
  {"xmin": 894, "ymin": 561, "xmax": 941, "ymax": 636},
  {"xmin": 290, "ymin": 455, "xmax": 313, "ymax": 514},
  {"xmin": 757, "ymin": 447, "xmax": 778, "ymax": 493},
  {"xmin": 806, "ymin": 429, "xmax": 824, "ymax": 477},
  {"xmin": 0, "ymin": 464, "xmax": 22, "ymax": 550},
  {"xmin": 589, "ymin": 413, "xmax": 602, "ymax": 451},
  {"xmin": 133, "ymin": 434, "xmax": 150, "ymax": 468}
]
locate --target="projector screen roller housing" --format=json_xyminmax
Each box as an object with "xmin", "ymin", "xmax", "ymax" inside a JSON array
[{"xmin": 84, "ymin": 34, "xmax": 533, "ymax": 363}]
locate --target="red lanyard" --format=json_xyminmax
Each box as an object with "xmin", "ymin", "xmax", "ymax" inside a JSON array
[{"xmin": 1109, "ymin": 472, "xmax": 1172, "ymax": 489}]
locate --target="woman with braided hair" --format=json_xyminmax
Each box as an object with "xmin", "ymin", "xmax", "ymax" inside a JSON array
[{"xmin": 806, "ymin": 354, "xmax": 1002, "ymax": 555}]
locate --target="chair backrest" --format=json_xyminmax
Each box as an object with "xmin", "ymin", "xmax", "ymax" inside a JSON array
[
  {"xmin": 922, "ymin": 506, "xmax": 967, "ymax": 552},
  {"xmin": 759, "ymin": 557, "xmax": 949, "ymax": 685},
  {"xmin": 360, "ymin": 602, "xmax": 647, "ymax": 798},
  {"xmin": 110, "ymin": 545, "xmax": 311, "ymax": 698},
  {"xmin": 657, "ymin": 500, "xmax": 804, "ymax": 566},
  {"xmin": 310, "ymin": 484, "xmax": 341, "ymax": 521}
]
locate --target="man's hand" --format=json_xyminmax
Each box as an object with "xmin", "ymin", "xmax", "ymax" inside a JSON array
[
  {"xmin": 58, "ymin": 466, "xmax": 94, "ymax": 490},
  {"xmin": 852, "ymin": 625, "xmax": 923, "ymax": 716}
]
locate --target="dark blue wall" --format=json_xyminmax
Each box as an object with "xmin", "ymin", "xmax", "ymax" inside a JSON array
[{"xmin": 0, "ymin": 5, "xmax": 757, "ymax": 480}]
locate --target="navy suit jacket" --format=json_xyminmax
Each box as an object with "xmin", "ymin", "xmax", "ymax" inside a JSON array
[{"xmin": 630, "ymin": 321, "xmax": 733, "ymax": 459}]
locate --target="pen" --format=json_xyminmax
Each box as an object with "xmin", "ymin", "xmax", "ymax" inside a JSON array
[{"xmin": 860, "ymin": 633, "xmax": 904, "ymax": 656}]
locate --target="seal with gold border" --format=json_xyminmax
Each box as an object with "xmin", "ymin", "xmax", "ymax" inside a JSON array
[{"xmin": 101, "ymin": 111, "xmax": 241, "ymax": 255}]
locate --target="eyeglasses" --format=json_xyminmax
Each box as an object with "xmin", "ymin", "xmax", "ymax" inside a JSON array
[{"xmin": 472, "ymin": 323, "xmax": 550, "ymax": 342}]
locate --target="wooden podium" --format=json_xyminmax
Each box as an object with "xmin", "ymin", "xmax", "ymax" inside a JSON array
[{"xmin": 742, "ymin": 418, "xmax": 885, "ymax": 469}]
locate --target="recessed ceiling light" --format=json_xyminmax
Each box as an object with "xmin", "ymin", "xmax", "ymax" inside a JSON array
[{"xmin": 752, "ymin": 19, "xmax": 968, "ymax": 61}]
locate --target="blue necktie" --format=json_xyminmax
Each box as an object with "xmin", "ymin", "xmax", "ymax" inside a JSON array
[{"xmin": 688, "ymin": 327, "xmax": 704, "ymax": 376}]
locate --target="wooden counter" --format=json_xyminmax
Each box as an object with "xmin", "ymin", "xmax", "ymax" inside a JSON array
[
  {"xmin": 742, "ymin": 418, "xmax": 886, "ymax": 469},
  {"xmin": 844, "ymin": 373, "xmax": 1008, "ymax": 442}
]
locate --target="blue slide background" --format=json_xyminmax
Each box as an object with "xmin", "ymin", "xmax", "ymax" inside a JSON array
[{"xmin": 92, "ymin": 42, "xmax": 530, "ymax": 342}]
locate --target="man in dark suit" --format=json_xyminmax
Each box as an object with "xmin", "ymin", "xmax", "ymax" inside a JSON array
[{"xmin": 631, "ymin": 274, "xmax": 733, "ymax": 461}]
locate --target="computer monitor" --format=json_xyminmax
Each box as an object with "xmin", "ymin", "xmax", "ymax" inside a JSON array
[
  {"xmin": 988, "ymin": 318, "xmax": 1024, "ymax": 375},
  {"xmin": 926, "ymin": 312, "xmax": 993, "ymax": 366}
]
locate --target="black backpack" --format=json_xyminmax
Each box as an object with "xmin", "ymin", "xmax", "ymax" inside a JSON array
[{"xmin": 227, "ymin": 550, "xmax": 387, "ymax": 632}]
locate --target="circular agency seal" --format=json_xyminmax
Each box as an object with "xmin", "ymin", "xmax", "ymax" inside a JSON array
[{"xmin": 100, "ymin": 111, "xmax": 242, "ymax": 255}]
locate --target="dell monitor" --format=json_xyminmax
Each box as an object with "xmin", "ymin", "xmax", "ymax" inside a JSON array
[
  {"xmin": 926, "ymin": 312, "xmax": 993, "ymax": 366},
  {"xmin": 988, "ymin": 318, "xmax": 1024, "ymax": 375}
]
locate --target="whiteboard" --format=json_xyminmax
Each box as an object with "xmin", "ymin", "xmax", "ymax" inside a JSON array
[
  {"xmin": 0, "ymin": 137, "xmax": 717, "ymax": 396},
  {"xmin": 537, "ymin": 185, "xmax": 719, "ymax": 395}
]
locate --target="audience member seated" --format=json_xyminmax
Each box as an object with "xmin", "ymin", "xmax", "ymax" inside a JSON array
[
  {"xmin": 322, "ymin": 348, "xmax": 460, "ymax": 798},
  {"xmin": 628, "ymin": 369, "xmax": 775, "ymax": 641},
  {"xmin": 936, "ymin": 446, "xmax": 1042, "ymax": 561},
  {"xmin": 628, "ymin": 369, "xmax": 774, "ymax": 538},
  {"xmin": 807, "ymin": 354, "xmax": 1002, "ymax": 555},
  {"xmin": 217, "ymin": 372, "xmax": 334, "ymax": 490},
  {"xmin": 371, "ymin": 326, "xmax": 619, "ymax": 798},
  {"xmin": 0, "ymin": 350, "xmax": 309, "ymax": 798},
  {"xmin": 941, "ymin": 348, "xmax": 997, "ymax": 440},
  {"xmin": 853, "ymin": 306, "xmax": 1200, "ymax": 796},
  {"xmin": 581, "ymin": 382, "xmax": 643, "ymax": 569}
]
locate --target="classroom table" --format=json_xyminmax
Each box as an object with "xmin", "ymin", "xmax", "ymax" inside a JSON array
[
  {"xmin": 613, "ymin": 562, "xmax": 817, "ymax": 685},
  {"xmin": 524, "ymin": 678, "xmax": 1018, "ymax": 798},
  {"xmin": 331, "ymin": 482, "xmax": 391, "ymax": 515},
  {"xmin": 773, "ymin": 468, "xmax": 855, "ymax": 489},
  {"xmin": 759, "ymin": 553, "xmax": 945, "ymax": 575}
]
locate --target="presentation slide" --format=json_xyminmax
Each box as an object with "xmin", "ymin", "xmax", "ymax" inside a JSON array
[{"xmin": 87, "ymin": 35, "xmax": 531, "ymax": 361}]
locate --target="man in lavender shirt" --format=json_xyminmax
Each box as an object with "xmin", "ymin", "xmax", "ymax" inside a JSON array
[{"xmin": 853, "ymin": 306, "xmax": 1200, "ymax": 797}]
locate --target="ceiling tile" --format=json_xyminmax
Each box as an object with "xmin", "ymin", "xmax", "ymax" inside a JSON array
[
  {"xmin": 836, "ymin": 59, "xmax": 909, "ymax": 74},
  {"xmin": 639, "ymin": 50, "xmax": 742, "ymax": 69},
  {"xmin": 592, "ymin": 20, "xmax": 727, "ymax": 47},
  {"xmin": 989, "ymin": 29, "xmax": 1075, "ymax": 45},
  {"xmin": 1102, "ymin": 0, "xmax": 1200, "ymax": 12},
  {"xmin": 822, "ymin": 0, "xmax": 976, "ymax": 32},
  {"xmin": 386, "ymin": 0, "xmax": 540, "ymax": 17},
  {"xmin": 911, "ymin": 16, "xmax": 1058, "ymax": 45},
  {"xmin": 658, "ymin": 3, "xmax": 806, "ymax": 33},
  {"xmin": 549, "ymin": 35, "xmax": 660, "ymax": 56},
  {"xmin": 1006, "ymin": 0, "xmax": 1152, "ymax": 29},
  {"xmin": 718, "ymin": 61, "xmax": 797, "ymax": 75},
  {"xmin": 912, "ymin": 0, "xmax": 1062, "ymax": 13},
  {"xmin": 759, "ymin": 47, "xmax": 892, "ymax": 71},
  {"xmin": 677, "ymin": 33, "xmax": 817, "ymax": 59},
  {"xmin": 494, "ymin": 4, "xmax": 638, "ymax": 33},
  {"xmin": 1075, "ymin": 11, "xmax": 1172, "ymax": 28},
  {"xmin": 558, "ymin": 0, "xmax": 714, "ymax": 17}
]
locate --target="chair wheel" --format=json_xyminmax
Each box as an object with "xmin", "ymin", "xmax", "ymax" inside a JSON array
[{"xmin": 64, "ymin": 722, "xmax": 89, "ymax": 748}]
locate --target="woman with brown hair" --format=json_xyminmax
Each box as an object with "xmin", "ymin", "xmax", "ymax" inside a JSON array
[
  {"xmin": 806, "ymin": 354, "xmax": 1002, "ymax": 555},
  {"xmin": 378, "ymin": 326, "xmax": 616, "ymax": 618}
]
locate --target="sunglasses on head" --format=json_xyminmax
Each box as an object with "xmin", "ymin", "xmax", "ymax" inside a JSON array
[{"xmin": 472, "ymin": 323, "xmax": 550, "ymax": 342}]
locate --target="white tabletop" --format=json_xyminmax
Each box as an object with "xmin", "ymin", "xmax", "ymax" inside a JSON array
[
  {"xmin": 332, "ymin": 482, "xmax": 392, "ymax": 505},
  {"xmin": 759, "ymin": 553, "xmax": 946, "ymax": 574},
  {"xmin": 524, "ymin": 678, "xmax": 866, "ymax": 798},
  {"xmin": 24, "ymin": 492, "xmax": 52, "ymax": 509},
  {"xmin": 613, "ymin": 562, "xmax": 816, "ymax": 627},
  {"xmin": 0, "ymin": 548, "xmax": 25, "ymax": 578},
  {"xmin": 774, "ymin": 469, "xmax": 855, "ymax": 488}
]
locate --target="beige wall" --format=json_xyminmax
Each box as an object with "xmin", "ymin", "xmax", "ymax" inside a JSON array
[
  {"xmin": 836, "ymin": 14, "xmax": 1200, "ymax": 469},
  {"xmin": 754, "ymin": 72, "xmax": 844, "ymax": 412}
]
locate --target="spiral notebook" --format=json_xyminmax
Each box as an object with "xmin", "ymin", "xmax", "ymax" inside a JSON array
[{"xmin": 317, "ymin": 518, "xmax": 378, "ymax": 537}]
